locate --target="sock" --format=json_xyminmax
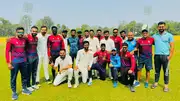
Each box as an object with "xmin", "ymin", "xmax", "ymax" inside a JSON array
[{"xmin": 89, "ymin": 78, "xmax": 92, "ymax": 82}]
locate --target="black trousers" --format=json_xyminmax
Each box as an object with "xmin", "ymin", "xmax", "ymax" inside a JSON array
[
  {"xmin": 120, "ymin": 67, "xmax": 135, "ymax": 86},
  {"xmin": 154, "ymin": 55, "xmax": 169, "ymax": 84},
  {"xmin": 27, "ymin": 58, "xmax": 39, "ymax": 87}
]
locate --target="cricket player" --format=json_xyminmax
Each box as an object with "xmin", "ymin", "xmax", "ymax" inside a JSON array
[
  {"xmin": 68, "ymin": 29, "xmax": 79, "ymax": 66},
  {"xmin": 110, "ymin": 28, "xmax": 123, "ymax": 53},
  {"xmin": 151, "ymin": 22, "xmax": 174, "ymax": 92},
  {"xmin": 53, "ymin": 49, "xmax": 73, "ymax": 88},
  {"xmin": 48, "ymin": 26, "xmax": 65, "ymax": 81},
  {"xmin": 120, "ymin": 43, "xmax": 136, "ymax": 92},
  {"xmin": 74, "ymin": 41, "xmax": 94, "ymax": 88},
  {"xmin": 88, "ymin": 43, "xmax": 110, "ymax": 83},
  {"xmin": 95, "ymin": 29, "xmax": 104, "ymax": 42},
  {"xmin": 100, "ymin": 30, "xmax": 115, "ymax": 79},
  {"xmin": 120, "ymin": 30, "xmax": 127, "ymax": 42},
  {"xmin": 26, "ymin": 26, "xmax": 39, "ymax": 91},
  {"xmin": 6, "ymin": 27, "xmax": 31, "ymax": 100},
  {"xmin": 84, "ymin": 30, "xmax": 90, "ymax": 39},
  {"xmin": 36, "ymin": 26, "xmax": 51, "ymax": 86},
  {"xmin": 109, "ymin": 48, "xmax": 121, "ymax": 88},
  {"xmin": 62, "ymin": 30, "xmax": 69, "ymax": 54},
  {"xmin": 77, "ymin": 30, "xmax": 84, "ymax": 50},
  {"xmin": 134, "ymin": 29, "xmax": 154, "ymax": 88}
]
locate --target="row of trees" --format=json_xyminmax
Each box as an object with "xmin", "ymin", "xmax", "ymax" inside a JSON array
[{"xmin": 0, "ymin": 16, "xmax": 180, "ymax": 36}]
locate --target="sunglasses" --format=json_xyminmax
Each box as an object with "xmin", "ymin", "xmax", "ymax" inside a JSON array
[
  {"xmin": 17, "ymin": 32, "xmax": 24, "ymax": 35},
  {"xmin": 113, "ymin": 32, "xmax": 118, "ymax": 33}
]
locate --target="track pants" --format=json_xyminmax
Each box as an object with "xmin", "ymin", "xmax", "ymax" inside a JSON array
[
  {"xmin": 89, "ymin": 63, "xmax": 106, "ymax": 80},
  {"xmin": 154, "ymin": 55, "xmax": 169, "ymax": 84},
  {"xmin": 36, "ymin": 55, "xmax": 49, "ymax": 82},
  {"xmin": 53, "ymin": 68, "xmax": 73, "ymax": 86},
  {"xmin": 11, "ymin": 62, "xmax": 27, "ymax": 93},
  {"xmin": 27, "ymin": 58, "xmax": 38, "ymax": 87},
  {"xmin": 120, "ymin": 67, "xmax": 135, "ymax": 86},
  {"xmin": 111, "ymin": 67, "xmax": 120, "ymax": 81}
]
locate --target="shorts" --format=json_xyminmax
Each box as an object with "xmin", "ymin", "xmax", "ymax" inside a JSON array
[{"xmin": 138, "ymin": 57, "xmax": 152, "ymax": 71}]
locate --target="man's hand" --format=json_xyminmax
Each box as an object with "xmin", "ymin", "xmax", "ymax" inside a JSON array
[
  {"xmin": 50, "ymin": 62, "xmax": 54, "ymax": 67},
  {"xmin": 128, "ymin": 70, "xmax": 133, "ymax": 74},
  {"xmin": 59, "ymin": 68, "xmax": 63, "ymax": 73},
  {"xmin": 74, "ymin": 66, "xmax": 78, "ymax": 71},
  {"xmin": 88, "ymin": 66, "xmax": 91, "ymax": 71},
  {"xmin": 8, "ymin": 63, "xmax": 13, "ymax": 70},
  {"xmin": 130, "ymin": 51, "xmax": 134, "ymax": 55},
  {"xmin": 109, "ymin": 63, "xmax": 113, "ymax": 68},
  {"xmin": 167, "ymin": 56, "xmax": 172, "ymax": 61}
]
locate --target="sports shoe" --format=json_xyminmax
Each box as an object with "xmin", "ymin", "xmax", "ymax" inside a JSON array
[
  {"xmin": 163, "ymin": 87, "xmax": 169, "ymax": 92},
  {"xmin": 32, "ymin": 85, "xmax": 39, "ymax": 90},
  {"xmin": 88, "ymin": 81, "xmax": 92, "ymax": 86},
  {"xmin": 36, "ymin": 82, "xmax": 41, "ymax": 87},
  {"xmin": 73, "ymin": 84, "xmax": 79, "ymax": 88},
  {"xmin": 113, "ymin": 81, "xmax": 117, "ymax": 88},
  {"xmin": 27, "ymin": 87, "xmax": 34, "ymax": 92},
  {"xmin": 46, "ymin": 79, "xmax": 52, "ymax": 84},
  {"xmin": 144, "ymin": 82, "xmax": 149, "ymax": 88},
  {"xmin": 22, "ymin": 89, "xmax": 32, "ymax": 95},
  {"xmin": 130, "ymin": 86, "xmax": 135, "ymax": 92},
  {"xmin": 12, "ymin": 93, "xmax": 18, "ymax": 100},
  {"xmin": 151, "ymin": 83, "xmax": 158, "ymax": 89},
  {"xmin": 134, "ymin": 81, "xmax": 140, "ymax": 87},
  {"xmin": 68, "ymin": 83, "xmax": 72, "ymax": 88}
]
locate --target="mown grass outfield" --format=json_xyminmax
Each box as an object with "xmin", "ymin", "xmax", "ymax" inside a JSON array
[{"xmin": 0, "ymin": 36, "xmax": 180, "ymax": 101}]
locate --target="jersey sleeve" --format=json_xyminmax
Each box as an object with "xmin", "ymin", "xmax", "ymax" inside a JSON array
[
  {"xmin": 93, "ymin": 51, "xmax": 99, "ymax": 57},
  {"xmin": 61, "ymin": 37, "xmax": 65, "ymax": 49},
  {"xmin": 5, "ymin": 39, "xmax": 12, "ymax": 63},
  {"xmin": 106, "ymin": 53, "xmax": 111, "ymax": 63},
  {"xmin": 68, "ymin": 56, "xmax": 73, "ymax": 65},
  {"xmin": 47, "ymin": 36, "xmax": 51, "ymax": 57},
  {"xmin": 130, "ymin": 54, "xmax": 136, "ymax": 72},
  {"xmin": 169, "ymin": 34, "xmax": 174, "ymax": 42}
]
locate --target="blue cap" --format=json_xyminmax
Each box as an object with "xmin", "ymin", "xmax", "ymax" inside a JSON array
[{"xmin": 112, "ymin": 48, "xmax": 117, "ymax": 51}]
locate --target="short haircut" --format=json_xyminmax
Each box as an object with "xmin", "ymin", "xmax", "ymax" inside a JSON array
[
  {"xmin": 122, "ymin": 42, "xmax": 128, "ymax": 47},
  {"xmin": 71, "ymin": 29, "xmax": 76, "ymax": 32},
  {"xmin": 120, "ymin": 30, "xmax": 126, "ymax": 34},
  {"xmin": 31, "ymin": 26, "xmax": 38, "ymax": 30},
  {"xmin": 84, "ymin": 30, "xmax": 89, "ymax": 32},
  {"xmin": 51, "ymin": 26, "xmax": 57, "ymax": 30},
  {"xmin": 90, "ymin": 29, "xmax": 94, "ymax": 33},
  {"xmin": 113, "ymin": 28, "xmax": 118, "ymax": 32},
  {"xmin": 60, "ymin": 49, "xmax": 66, "ymax": 52},
  {"xmin": 97, "ymin": 29, "xmax": 102, "ymax": 32},
  {"xmin": 41, "ymin": 26, "xmax": 47, "ymax": 29},
  {"xmin": 104, "ymin": 30, "xmax": 109, "ymax": 34},
  {"xmin": 16, "ymin": 27, "xmax": 24, "ymax": 32},
  {"xmin": 101, "ymin": 43, "xmax": 106, "ymax": 47},
  {"xmin": 158, "ymin": 21, "xmax": 166, "ymax": 26},
  {"xmin": 142, "ymin": 29, "xmax": 148, "ymax": 33},
  {"xmin": 83, "ymin": 40, "xmax": 89, "ymax": 45}
]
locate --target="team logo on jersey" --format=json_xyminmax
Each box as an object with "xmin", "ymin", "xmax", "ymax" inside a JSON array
[{"xmin": 148, "ymin": 40, "xmax": 150, "ymax": 43}]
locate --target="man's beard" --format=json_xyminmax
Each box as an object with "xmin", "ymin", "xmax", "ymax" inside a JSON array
[
  {"xmin": 159, "ymin": 29, "xmax": 165, "ymax": 33},
  {"xmin": 60, "ymin": 56, "xmax": 65, "ymax": 60}
]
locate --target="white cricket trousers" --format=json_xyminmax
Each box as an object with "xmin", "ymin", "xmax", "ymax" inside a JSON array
[
  {"xmin": 74, "ymin": 67, "xmax": 88, "ymax": 85},
  {"xmin": 53, "ymin": 68, "xmax": 73, "ymax": 86},
  {"xmin": 36, "ymin": 55, "xmax": 50, "ymax": 82}
]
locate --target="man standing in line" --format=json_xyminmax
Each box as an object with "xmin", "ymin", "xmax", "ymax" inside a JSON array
[
  {"xmin": 110, "ymin": 28, "xmax": 123, "ymax": 53},
  {"xmin": 48, "ymin": 26, "xmax": 65, "ymax": 81},
  {"xmin": 134, "ymin": 29, "xmax": 154, "ymax": 88},
  {"xmin": 36, "ymin": 26, "xmax": 51, "ymax": 86},
  {"xmin": 77, "ymin": 30, "xmax": 84, "ymax": 50},
  {"xmin": 68, "ymin": 29, "xmax": 79, "ymax": 67},
  {"xmin": 26, "ymin": 26, "xmax": 39, "ymax": 91},
  {"xmin": 84, "ymin": 30, "xmax": 90, "ymax": 39},
  {"xmin": 6, "ymin": 27, "xmax": 31, "ymax": 100},
  {"xmin": 62, "ymin": 30, "xmax": 69, "ymax": 54},
  {"xmin": 74, "ymin": 41, "xmax": 94, "ymax": 88},
  {"xmin": 53, "ymin": 49, "xmax": 73, "ymax": 88},
  {"xmin": 120, "ymin": 30, "xmax": 127, "ymax": 42},
  {"xmin": 95, "ymin": 29, "xmax": 104, "ymax": 42},
  {"xmin": 151, "ymin": 21, "xmax": 174, "ymax": 92}
]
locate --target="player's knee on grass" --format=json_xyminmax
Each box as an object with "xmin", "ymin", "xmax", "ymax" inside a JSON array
[{"xmin": 68, "ymin": 68, "xmax": 73, "ymax": 73}]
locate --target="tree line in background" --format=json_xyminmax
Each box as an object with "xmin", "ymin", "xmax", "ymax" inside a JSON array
[{"xmin": 0, "ymin": 16, "xmax": 180, "ymax": 37}]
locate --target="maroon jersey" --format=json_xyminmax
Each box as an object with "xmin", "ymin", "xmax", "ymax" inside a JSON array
[
  {"xmin": 110, "ymin": 36, "xmax": 123, "ymax": 52},
  {"xmin": 94, "ymin": 50, "xmax": 110, "ymax": 66},
  {"xmin": 6, "ymin": 37, "xmax": 27, "ymax": 63}
]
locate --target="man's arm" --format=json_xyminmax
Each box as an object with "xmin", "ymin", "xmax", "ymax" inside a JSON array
[
  {"xmin": 96, "ymin": 38, "xmax": 100, "ymax": 51},
  {"xmin": 47, "ymin": 36, "xmax": 51, "ymax": 57},
  {"xmin": 75, "ymin": 51, "xmax": 80, "ymax": 70},
  {"xmin": 61, "ymin": 38, "xmax": 65, "ymax": 49},
  {"xmin": 88, "ymin": 52, "xmax": 94, "ymax": 69},
  {"xmin": 5, "ymin": 39, "xmax": 13, "ymax": 70},
  {"xmin": 168, "ymin": 42, "xmax": 174, "ymax": 60},
  {"xmin": 129, "ymin": 54, "xmax": 136, "ymax": 72}
]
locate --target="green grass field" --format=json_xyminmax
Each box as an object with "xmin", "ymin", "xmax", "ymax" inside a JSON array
[{"xmin": 0, "ymin": 37, "xmax": 180, "ymax": 101}]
